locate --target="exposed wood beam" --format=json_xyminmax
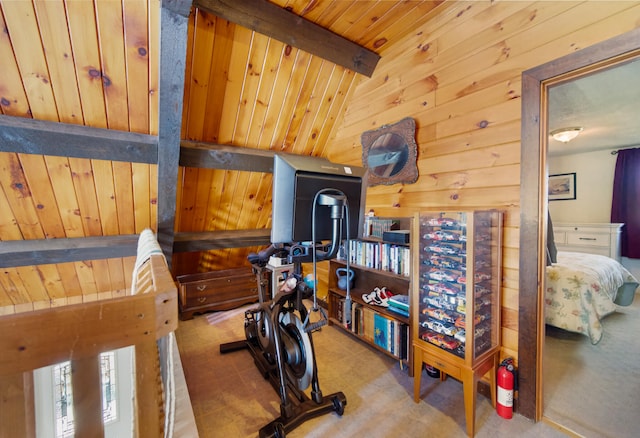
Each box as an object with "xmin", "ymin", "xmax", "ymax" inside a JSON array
[
  {"xmin": 0, "ymin": 229, "xmax": 271, "ymax": 267},
  {"xmin": 194, "ymin": 0, "xmax": 380, "ymax": 77},
  {"xmin": 156, "ymin": 0, "xmax": 192, "ymax": 266},
  {"xmin": 162, "ymin": 0, "xmax": 193, "ymax": 16},
  {"xmin": 180, "ymin": 140, "xmax": 274, "ymax": 172},
  {"xmin": 173, "ymin": 229, "xmax": 271, "ymax": 253},
  {"xmin": 0, "ymin": 235, "xmax": 139, "ymax": 268},
  {"xmin": 0, "ymin": 115, "xmax": 158, "ymax": 164}
]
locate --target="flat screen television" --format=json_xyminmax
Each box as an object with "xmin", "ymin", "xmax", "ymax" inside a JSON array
[{"xmin": 271, "ymin": 154, "xmax": 367, "ymax": 244}]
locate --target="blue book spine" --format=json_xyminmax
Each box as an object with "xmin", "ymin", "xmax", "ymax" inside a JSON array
[{"xmin": 373, "ymin": 313, "xmax": 388, "ymax": 350}]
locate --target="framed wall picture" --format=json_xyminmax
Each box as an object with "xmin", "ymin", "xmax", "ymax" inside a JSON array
[{"xmin": 548, "ymin": 173, "xmax": 576, "ymax": 200}]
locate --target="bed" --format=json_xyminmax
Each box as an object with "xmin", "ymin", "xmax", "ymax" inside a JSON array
[{"xmin": 545, "ymin": 251, "xmax": 639, "ymax": 344}]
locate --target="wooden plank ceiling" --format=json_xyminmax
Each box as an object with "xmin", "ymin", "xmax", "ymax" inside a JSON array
[
  {"xmin": 176, "ymin": 0, "xmax": 445, "ymax": 274},
  {"xmin": 0, "ymin": 0, "xmax": 445, "ymax": 310}
]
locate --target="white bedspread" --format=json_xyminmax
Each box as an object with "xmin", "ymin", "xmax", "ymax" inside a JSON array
[{"xmin": 545, "ymin": 251, "xmax": 638, "ymax": 344}]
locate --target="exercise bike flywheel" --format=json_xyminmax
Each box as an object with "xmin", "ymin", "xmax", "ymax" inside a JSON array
[
  {"xmin": 279, "ymin": 311, "xmax": 314, "ymax": 391},
  {"xmin": 257, "ymin": 307, "xmax": 275, "ymax": 352}
]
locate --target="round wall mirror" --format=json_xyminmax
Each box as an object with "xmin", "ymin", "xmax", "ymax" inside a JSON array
[
  {"xmin": 368, "ymin": 132, "xmax": 409, "ymax": 177},
  {"xmin": 361, "ymin": 117, "xmax": 418, "ymax": 186}
]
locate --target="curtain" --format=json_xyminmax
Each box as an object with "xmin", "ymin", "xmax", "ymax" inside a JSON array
[{"xmin": 611, "ymin": 147, "xmax": 640, "ymax": 258}]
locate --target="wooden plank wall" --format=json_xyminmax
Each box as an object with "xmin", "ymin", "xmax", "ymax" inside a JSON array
[
  {"xmin": 327, "ymin": 1, "xmax": 640, "ymax": 361},
  {"xmin": 0, "ymin": 0, "xmax": 158, "ymax": 312}
]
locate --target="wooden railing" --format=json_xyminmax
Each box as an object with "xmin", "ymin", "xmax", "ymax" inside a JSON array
[{"xmin": 0, "ymin": 254, "xmax": 178, "ymax": 437}]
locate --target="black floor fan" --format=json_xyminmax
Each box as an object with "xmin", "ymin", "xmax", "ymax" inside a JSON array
[{"xmin": 220, "ymin": 191, "xmax": 353, "ymax": 438}]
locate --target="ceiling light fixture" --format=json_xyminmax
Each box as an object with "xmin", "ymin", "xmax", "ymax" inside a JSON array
[{"xmin": 550, "ymin": 126, "xmax": 583, "ymax": 143}]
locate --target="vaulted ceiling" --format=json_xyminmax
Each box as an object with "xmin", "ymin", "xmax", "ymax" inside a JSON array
[{"xmin": 0, "ymin": 0, "xmax": 446, "ymax": 306}]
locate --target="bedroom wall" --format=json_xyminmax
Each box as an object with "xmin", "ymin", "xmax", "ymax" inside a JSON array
[
  {"xmin": 548, "ymin": 149, "xmax": 640, "ymax": 281},
  {"xmin": 548, "ymin": 149, "xmax": 617, "ymax": 223}
]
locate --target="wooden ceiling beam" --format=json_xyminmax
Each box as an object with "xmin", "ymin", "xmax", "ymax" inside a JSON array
[
  {"xmin": 0, "ymin": 115, "xmax": 157, "ymax": 164},
  {"xmin": 163, "ymin": 0, "xmax": 193, "ymax": 16},
  {"xmin": 173, "ymin": 229, "xmax": 271, "ymax": 253},
  {"xmin": 0, "ymin": 235, "xmax": 139, "ymax": 268},
  {"xmin": 194, "ymin": 0, "xmax": 380, "ymax": 77},
  {"xmin": 180, "ymin": 140, "xmax": 274, "ymax": 172},
  {"xmin": 0, "ymin": 230, "xmax": 271, "ymax": 267}
]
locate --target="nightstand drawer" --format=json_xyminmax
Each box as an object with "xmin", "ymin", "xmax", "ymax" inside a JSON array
[
  {"xmin": 177, "ymin": 268, "xmax": 259, "ymax": 319},
  {"xmin": 566, "ymin": 232, "xmax": 609, "ymax": 247},
  {"xmin": 183, "ymin": 277, "xmax": 257, "ymax": 307}
]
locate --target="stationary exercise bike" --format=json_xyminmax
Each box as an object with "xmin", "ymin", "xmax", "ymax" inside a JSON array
[{"xmin": 220, "ymin": 191, "xmax": 353, "ymax": 438}]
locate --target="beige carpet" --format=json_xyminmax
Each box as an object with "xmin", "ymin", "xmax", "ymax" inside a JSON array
[
  {"xmin": 544, "ymin": 293, "xmax": 640, "ymax": 437},
  {"xmin": 175, "ymin": 303, "xmax": 567, "ymax": 438}
]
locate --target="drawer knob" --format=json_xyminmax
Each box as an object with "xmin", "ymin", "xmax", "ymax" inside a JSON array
[
  {"xmin": 579, "ymin": 237, "xmax": 596, "ymax": 241},
  {"xmin": 197, "ymin": 297, "xmax": 207, "ymax": 303},
  {"xmin": 197, "ymin": 285, "xmax": 207, "ymax": 291}
]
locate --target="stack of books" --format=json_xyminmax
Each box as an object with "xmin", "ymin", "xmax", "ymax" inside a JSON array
[
  {"xmin": 387, "ymin": 294, "xmax": 409, "ymax": 318},
  {"xmin": 373, "ymin": 313, "xmax": 410, "ymax": 360},
  {"xmin": 364, "ymin": 217, "xmax": 400, "ymax": 239}
]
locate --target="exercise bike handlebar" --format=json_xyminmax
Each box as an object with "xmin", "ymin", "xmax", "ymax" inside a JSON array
[{"xmin": 247, "ymin": 243, "xmax": 282, "ymax": 266}]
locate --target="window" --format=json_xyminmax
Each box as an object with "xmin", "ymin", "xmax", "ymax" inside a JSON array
[
  {"xmin": 34, "ymin": 347, "xmax": 133, "ymax": 438},
  {"xmin": 52, "ymin": 352, "xmax": 118, "ymax": 437},
  {"xmin": 52, "ymin": 360, "xmax": 73, "ymax": 438},
  {"xmin": 100, "ymin": 352, "xmax": 118, "ymax": 425}
]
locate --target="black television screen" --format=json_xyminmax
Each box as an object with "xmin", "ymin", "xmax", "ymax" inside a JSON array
[{"xmin": 271, "ymin": 154, "xmax": 367, "ymax": 244}]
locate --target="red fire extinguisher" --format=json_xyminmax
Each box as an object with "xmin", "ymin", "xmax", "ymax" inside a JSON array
[{"xmin": 497, "ymin": 357, "xmax": 516, "ymax": 419}]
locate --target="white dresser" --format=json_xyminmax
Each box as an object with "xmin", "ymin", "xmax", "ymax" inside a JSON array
[{"xmin": 553, "ymin": 222, "xmax": 624, "ymax": 261}]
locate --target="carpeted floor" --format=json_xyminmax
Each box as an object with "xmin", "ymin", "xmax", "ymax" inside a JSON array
[
  {"xmin": 544, "ymin": 293, "xmax": 640, "ymax": 438},
  {"xmin": 175, "ymin": 303, "xmax": 568, "ymax": 438}
]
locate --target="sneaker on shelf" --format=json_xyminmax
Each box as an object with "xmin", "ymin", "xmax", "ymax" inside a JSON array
[
  {"xmin": 377, "ymin": 287, "xmax": 394, "ymax": 299},
  {"xmin": 362, "ymin": 288, "xmax": 388, "ymax": 306},
  {"xmin": 373, "ymin": 287, "xmax": 390, "ymax": 307}
]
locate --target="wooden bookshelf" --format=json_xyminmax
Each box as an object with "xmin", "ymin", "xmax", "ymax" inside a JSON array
[{"xmin": 327, "ymin": 217, "xmax": 413, "ymax": 375}]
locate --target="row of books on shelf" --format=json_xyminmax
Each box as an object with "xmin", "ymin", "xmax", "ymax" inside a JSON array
[
  {"xmin": 339, "ymin": 240, "xmax": 410, "ymax": 277},
  {"xmin": 334, "ymin": 298, "xmax": 410, "ymax": 361},
  {"xmin": 363, "ymin": 217, "xmax": 400, "ymax": 239}
]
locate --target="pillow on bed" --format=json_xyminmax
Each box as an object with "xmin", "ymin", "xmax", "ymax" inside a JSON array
[{"xmin": 547, "ymin": 213, "xmax": 558, "ymax": 265}]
